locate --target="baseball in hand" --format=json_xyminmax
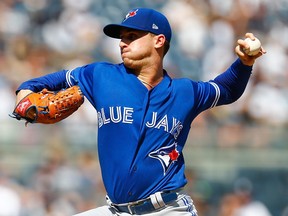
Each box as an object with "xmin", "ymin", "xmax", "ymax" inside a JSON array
[{"xmin": 243, "ymin": 38, "xmax": 261, "ymax": 56}]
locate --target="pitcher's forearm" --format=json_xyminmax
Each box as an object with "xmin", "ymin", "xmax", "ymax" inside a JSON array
[{"xmin": 15, "ymin": 89, "xmax": 33, "ymax": 105}]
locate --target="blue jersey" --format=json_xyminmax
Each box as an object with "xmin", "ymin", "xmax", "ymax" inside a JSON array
[{"xmin": 17, "ymin": 58, "xmax": 252, "ymax": 204}]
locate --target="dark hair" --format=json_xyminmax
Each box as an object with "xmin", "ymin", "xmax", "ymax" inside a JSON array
[{"xmin": 163, "ymin": 40, "xmax": 170, "ymax": 56}]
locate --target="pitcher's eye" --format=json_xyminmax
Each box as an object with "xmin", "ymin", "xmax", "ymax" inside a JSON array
[{"xmin": 126, "ymin": 33, "xmax": 138, "ymax": 41}]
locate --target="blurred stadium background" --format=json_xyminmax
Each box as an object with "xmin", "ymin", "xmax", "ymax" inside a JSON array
[{"xmin": 0, "ymin": 0, "xmax": 288, "ymax": 215}]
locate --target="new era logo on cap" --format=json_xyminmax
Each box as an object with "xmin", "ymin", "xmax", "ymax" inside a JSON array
[
  {"xmin": 103, "ymin": 8, "xmax": 172, "ymax": 42},
  {"xmin": 152, "ymin": 24, "xmax": 159, "ymax": 30}
]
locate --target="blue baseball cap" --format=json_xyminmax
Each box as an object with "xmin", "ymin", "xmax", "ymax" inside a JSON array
[{"xmin": 103, "ymin": 8, "xmax": 172, "ymax": 42}]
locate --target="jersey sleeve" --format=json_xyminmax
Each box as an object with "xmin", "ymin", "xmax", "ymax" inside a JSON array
[
  {"xmin": 66, "ymin": 64, "xmax": 95, "ymax": 106},
  {"xmin": 193, "ymin": 80, "xmax": 220, "ymax": 113}
]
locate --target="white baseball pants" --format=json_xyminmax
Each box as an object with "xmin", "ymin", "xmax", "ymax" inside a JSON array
[{"xmin": 73, "ymin": 192, "xmax": 197, "ymax": 216}]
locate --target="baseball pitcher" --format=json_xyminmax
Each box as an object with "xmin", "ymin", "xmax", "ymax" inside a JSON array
[{"xmin": 12, "ymin": 8, "xmax": 265, "ymax": 216}]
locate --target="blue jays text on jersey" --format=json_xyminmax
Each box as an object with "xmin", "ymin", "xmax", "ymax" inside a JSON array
[
  {"xmin": 17, "ymin": 58, "xmax": 252, "ymax": 204},
  {"xmin": 98, "ymin": 106, "xmax": 183, "ymax": 139}
]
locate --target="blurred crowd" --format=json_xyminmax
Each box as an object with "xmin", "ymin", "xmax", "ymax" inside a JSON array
[
  {"xmin": 0, "ymin": 0, "xmax": 288, "ymax": 215},
  {"xmin": 0, "ymin": 142, "xmax": 107, "ymax": 215}
]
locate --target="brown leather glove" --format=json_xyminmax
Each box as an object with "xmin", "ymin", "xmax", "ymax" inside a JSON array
[{"xmin": 11, "ymin": 86, "xmax": 84, "ymax": 124}]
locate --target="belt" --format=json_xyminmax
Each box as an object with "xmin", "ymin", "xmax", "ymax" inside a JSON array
[{"xmin": 110, "ymin": 190, "xmax": 178, "ymax": 215}]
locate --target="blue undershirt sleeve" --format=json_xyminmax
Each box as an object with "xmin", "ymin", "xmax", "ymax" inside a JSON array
[
  {"xmin": 212, "ymin": 58, "xmax": 253, "ymax": 105},
  {"xmin": 16, "ymin": 70, "xmax": 68, "ymax": 94}
]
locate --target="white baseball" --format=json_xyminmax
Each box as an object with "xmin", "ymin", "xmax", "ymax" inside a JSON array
[{"xmin": 243, "ymin": 38, "xmax": 261, "ymax": 56}]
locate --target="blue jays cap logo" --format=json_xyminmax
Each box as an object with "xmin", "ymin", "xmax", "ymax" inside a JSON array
[
  {"xmin": 103, "ymin": 8, "xmax": 172, "ymax": 42},
  {"xmin": 123, "ymin": 9, "xmax": 138, "ymax": 22},
  {"xmin": 149, "ymin": 142, "xmax": 180, "ymax": 175}
]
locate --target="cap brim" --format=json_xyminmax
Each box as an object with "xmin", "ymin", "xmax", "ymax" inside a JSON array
[{"xmin": 103, "ymin": 24, "xmax": 148, "ymax": 39}]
